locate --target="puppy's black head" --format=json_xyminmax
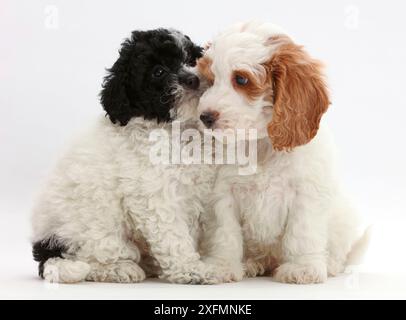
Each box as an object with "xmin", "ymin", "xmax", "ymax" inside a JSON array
[{"xmin": 100, "ymin": 29, "xmax": 203, "ymax": 125}]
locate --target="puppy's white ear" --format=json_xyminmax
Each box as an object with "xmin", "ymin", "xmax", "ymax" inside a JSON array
[{"xmin": 266, "ymin": 38, "xmax": 330, "ymax": 151}]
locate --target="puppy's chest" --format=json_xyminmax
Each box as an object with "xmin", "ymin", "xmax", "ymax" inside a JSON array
[
  {"xmin": 229, "ymin": 171, "xmax": 292, "ymax": 242},
  {"xmin": 231, "ymin": 174, "xmax": 287, "ymax": 210}
]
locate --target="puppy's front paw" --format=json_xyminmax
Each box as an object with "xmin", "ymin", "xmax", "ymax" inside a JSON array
[
  {"xmin": 164, "ymin": 262, "xmax": 218, "ymax": 285},
  {"xmin": 164, "ymin": 261, "xmax": 243, "ymax": 285},
  {"xmin": 201, "ymin": 259, "xmax": 244, "ymax": 284},
  {"xmin": 244, "ymin": 260, "xmax": 266, "ymax": 278},
  {"xmin": 273, "ymin": 262, "xmax": 327, "ymax": 284},
  {"xmin": 86, "ymin": 261, "xmax": 146, "ymax": 283},
  {"xmin": 165, "ymin": 271, "xmax": 206, "ymax": 285}
]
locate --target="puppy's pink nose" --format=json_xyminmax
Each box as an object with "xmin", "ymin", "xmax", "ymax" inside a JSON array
[{"xmin": 200, "ymin": 111, "xmax": 219, "ymax": 128}]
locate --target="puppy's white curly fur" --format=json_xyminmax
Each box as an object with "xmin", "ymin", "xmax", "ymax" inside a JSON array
[
  {"xmin": 32, "ymin": 115, "xmax": 217, "ymax": 284},
  {"xmin": 198, "ymin": 21, "xmax": 369, "ymax": 284}
]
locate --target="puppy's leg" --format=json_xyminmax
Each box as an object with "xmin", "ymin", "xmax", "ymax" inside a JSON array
[
  {"xmin": 41, "ymin": 234, "xmax": 145, "ymax": 283},
  {"xmin": 244, "ymin": 243, "xmax": 279, "ymax": 278},
  {"xmin": 326, "ymin": 198, "xmax": 367, "ymax": 276},
  {"xmin": 128, "ymin": 208, "xmax": 221, "ymax": 284},
  {"xmin": 42, "ymin": 257, "xmax": 91, "ymax": 283},
  {"xmin": 43, "ymin": 258, "xmax": 146, "ymax": 284},
  {"xmin": 86, "ymin": 261, "xmax": 145, "ymax": 283},
  {"xmin": 273, "ymin": 189, "xmax": 328, "ymax": 284},
  {"xmin": 76, "ymin": 235, "xmax": 145, "ymax": 283},
  {"xmin": 200, "ymin": 194, "xmax": 245, "ymax": 283}
]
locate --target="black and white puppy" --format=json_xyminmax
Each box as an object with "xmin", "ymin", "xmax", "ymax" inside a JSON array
[{"xmin": 32, "ymin": 29, "xmax": 217, "ymax": 284}]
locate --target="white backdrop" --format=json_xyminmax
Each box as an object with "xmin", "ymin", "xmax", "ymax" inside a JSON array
[{"xmin": 1, "ymin": 0, "xmax": 406, "ymax": 299}]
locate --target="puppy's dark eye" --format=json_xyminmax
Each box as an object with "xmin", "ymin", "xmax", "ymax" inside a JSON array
[
  {"xmin": 152, "ymin": 66, "xmax": 166, "ymax": 78},
  {"xmin": 235, "ymin": 74, "xmax": 249, "ymax": 86}
]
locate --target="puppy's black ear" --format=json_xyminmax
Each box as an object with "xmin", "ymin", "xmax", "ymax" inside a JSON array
[
  {"xmin": 183, "ymin": 35, "xmax": 204, "ymax": 66},
  {"xmin": 100, "ymin": 36, "xmax": 136, "ymax": 126},
  {"xmin": 192, "ymin": 44, "xmax": 204, "ymax": 59}
]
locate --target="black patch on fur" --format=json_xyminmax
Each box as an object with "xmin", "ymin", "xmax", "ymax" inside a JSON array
[
  {"xmin": 32, "ymin": 236, "xmax": 67, "ymax": 278},
  {"xmin": 100, "ymin": 28, "xmax": 203, "ymax": 126}
]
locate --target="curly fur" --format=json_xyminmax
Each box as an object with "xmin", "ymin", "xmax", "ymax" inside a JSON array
[
  {"xmin": 31, "ymin": 28, "xmax": 219, "ymax": 284},
  {"xmin": 197, "ymin": 21, "xmax": 368, "ymax": 285}
]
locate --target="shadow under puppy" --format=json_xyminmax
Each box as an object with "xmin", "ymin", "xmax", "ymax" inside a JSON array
[{"xmin": 32, "ymin": 29, "xmax": 218, "ymax": 284}]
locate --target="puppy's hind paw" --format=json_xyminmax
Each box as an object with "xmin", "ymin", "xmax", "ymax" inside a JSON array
[
  {"xmin": 327, "ymin": 257, "xmax": 346, "ymax": 277},
  {"xmin": 273, "ymin": 262, "xmax": 327, "ymax": 284},
  {"xmin": 43, "ymin": 258, "xmax": 90, "ymax": 283}
]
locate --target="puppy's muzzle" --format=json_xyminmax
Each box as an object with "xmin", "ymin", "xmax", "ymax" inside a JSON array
[
  {"xmin": 200, "ymin": 111, "xmax": 219, "ymax": 128},
  {"xmin": 179, "ymin": 70, "xmax": 200, "ymax": 90}
]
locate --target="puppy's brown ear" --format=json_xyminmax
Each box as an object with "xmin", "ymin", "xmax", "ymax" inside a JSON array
[{"xmin": 266, "ymin": 39, "xmax": 330, "ymax": 151}]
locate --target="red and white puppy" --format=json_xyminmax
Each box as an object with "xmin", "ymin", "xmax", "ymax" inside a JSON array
[{"xmin": 198, "ymin": 21, "xmax": 368, "ymax": 284}]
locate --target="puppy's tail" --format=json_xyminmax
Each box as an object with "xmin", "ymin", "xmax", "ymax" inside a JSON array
[
  {"xmin": 32, "ymin": 236, "xmax": 90, "ymax": 283},
  {"xmin": 346, "ymin": 226, "xmax": 372, "ymax": 266}
]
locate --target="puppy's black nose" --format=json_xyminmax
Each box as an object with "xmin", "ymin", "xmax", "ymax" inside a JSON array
[
  {"xmin": 180, "ymin": 74, "xmax": 200, "ymax": 90},
  {"xmin": 200, "ymin": 111, "xmax": 219, "ymax": 128}
]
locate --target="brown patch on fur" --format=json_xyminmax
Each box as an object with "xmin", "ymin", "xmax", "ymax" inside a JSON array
[
  {"xmin": 265, "ymin": 39, "xmax": 330, "ymax": 151},
  {"xmin": 197, "ymin": 55, "xmax": 215, "ymax": 85},
  {"xmin": 264, "ymin": 34, "xmax": 292, "ymax": 46},
  {"xmin": 232, "ymin": 69, "xmax": 270, "ymax": 102}
]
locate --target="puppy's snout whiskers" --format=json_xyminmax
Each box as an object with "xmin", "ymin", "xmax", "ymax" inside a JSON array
[{"xmin": 168, "ymin": 85, "xmax": 185, "ymax": 105}]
